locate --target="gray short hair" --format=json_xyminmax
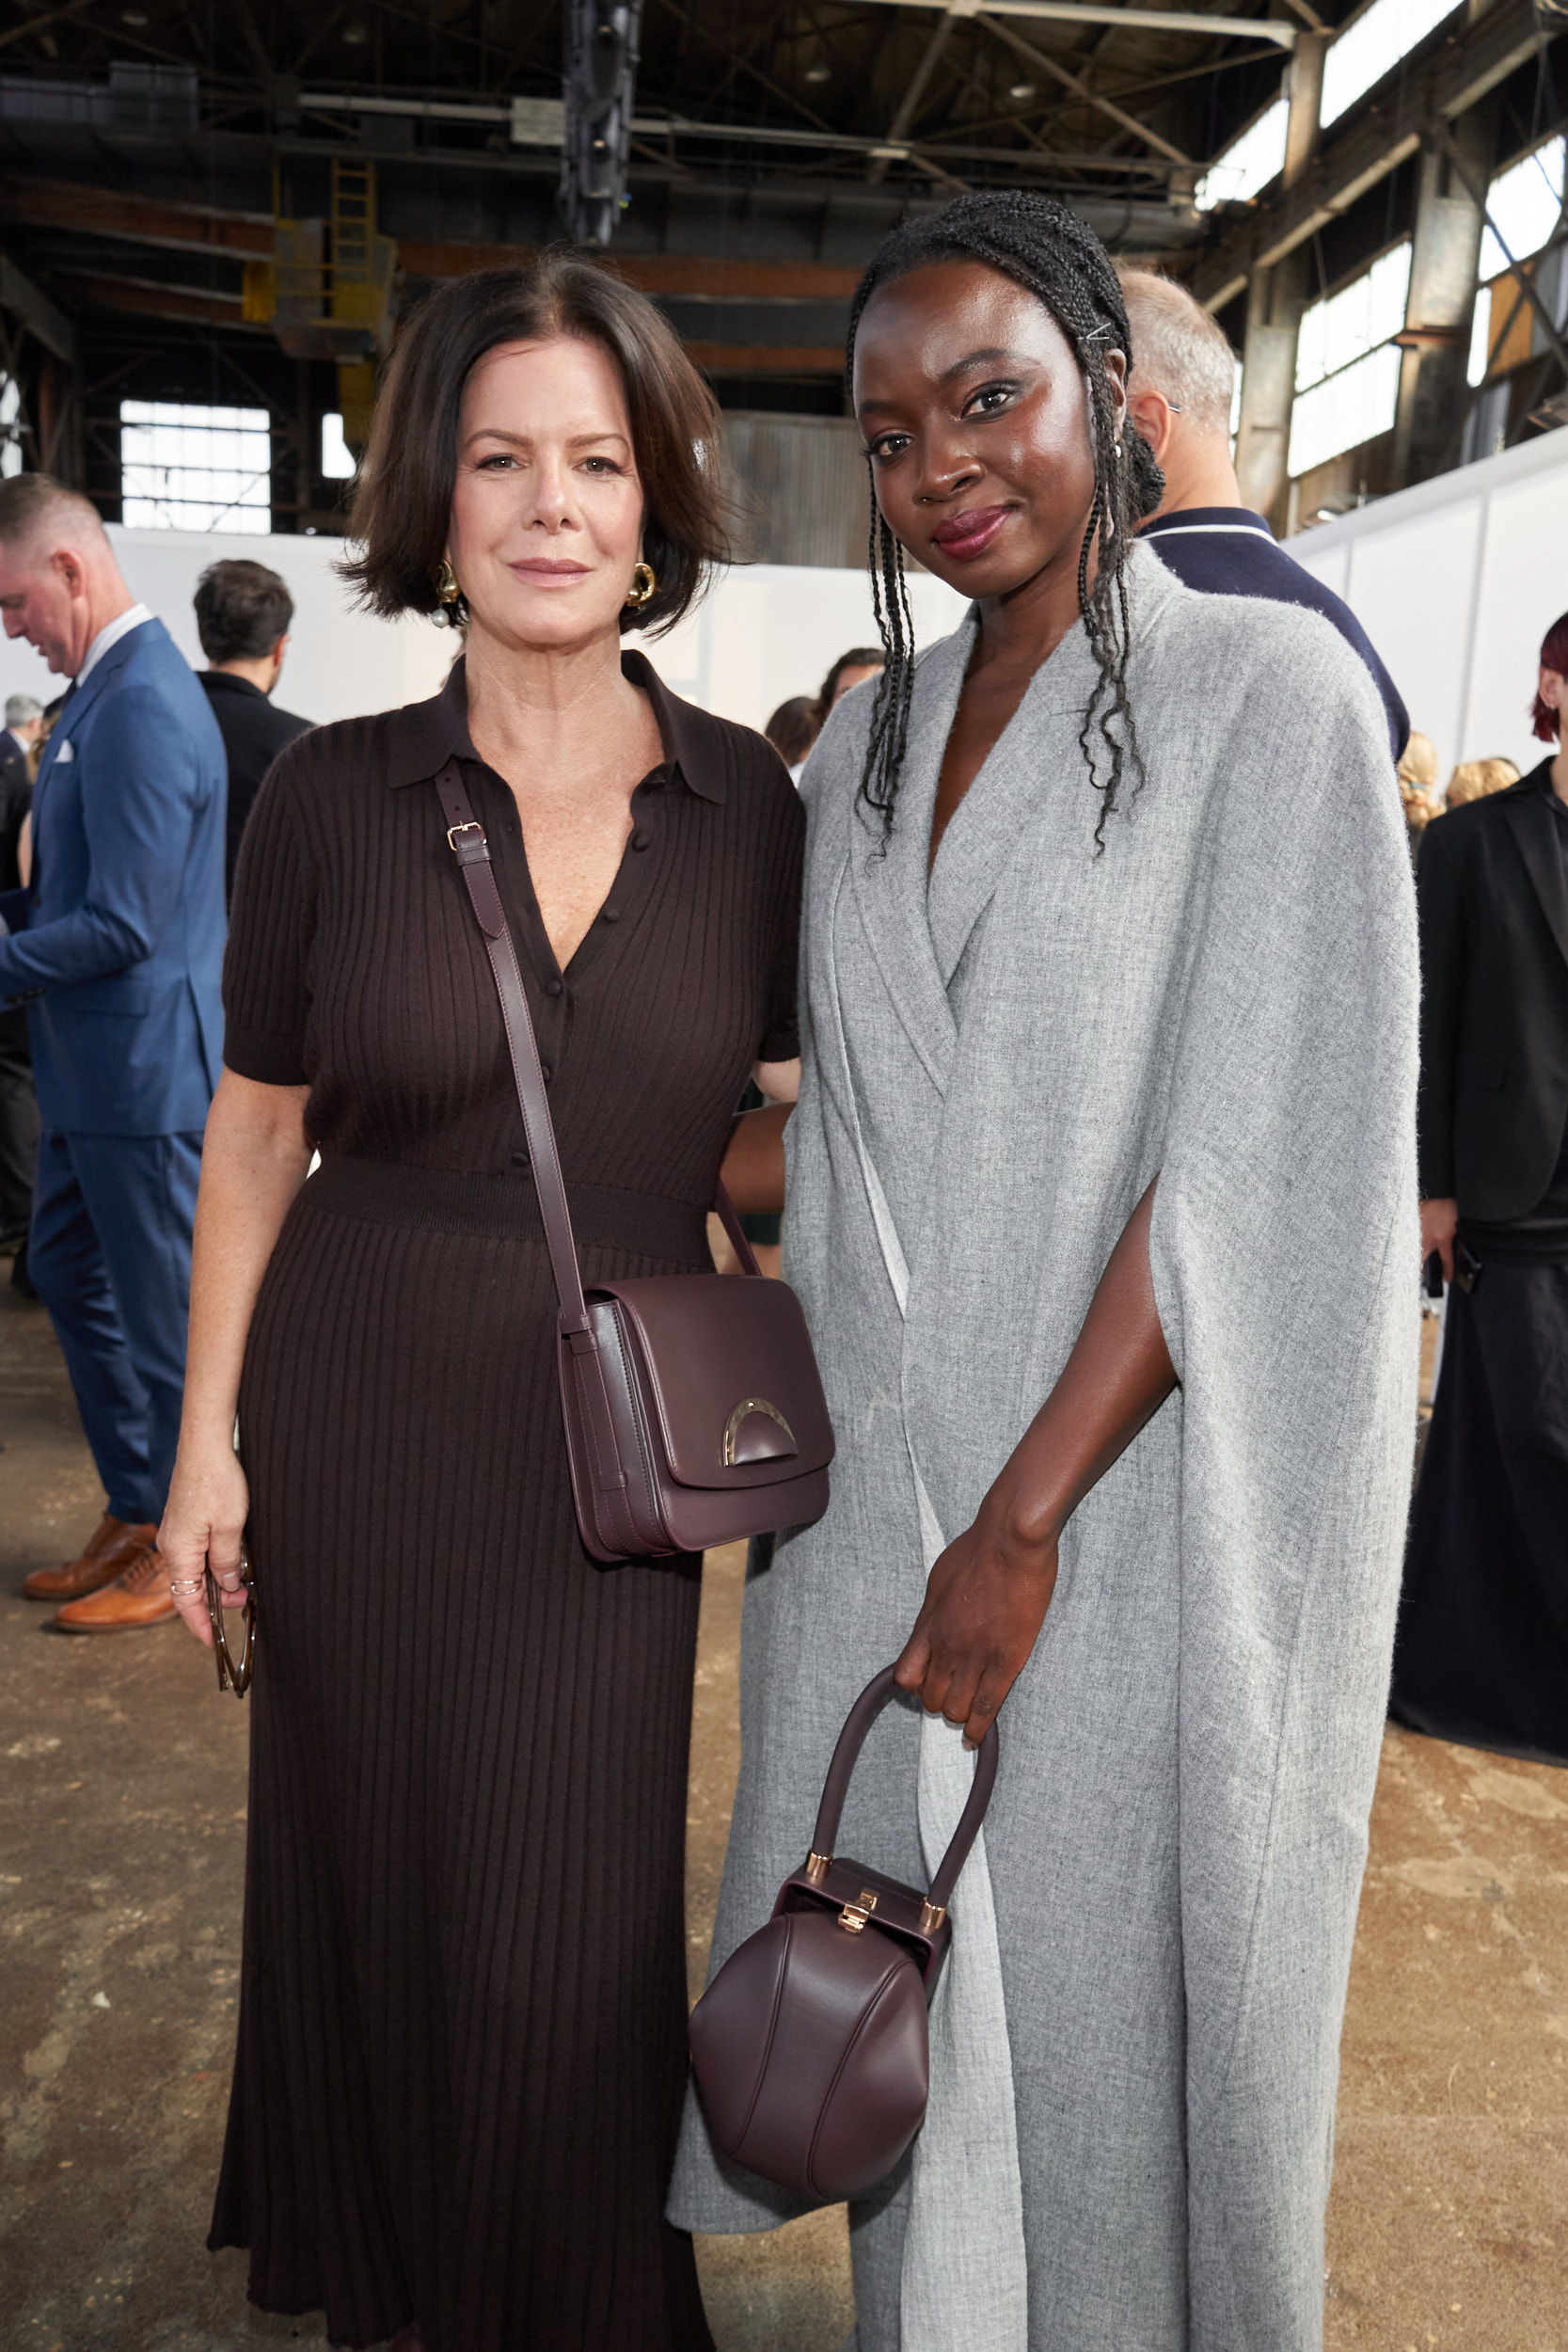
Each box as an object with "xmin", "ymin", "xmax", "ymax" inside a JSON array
[
  {"xmin": 5, "ymin": 693, "xmax": 41, "ymax": 726},
  {"xmin": 0, "ymin": 472, "xmax": 108, "ymax": 551},
  {"xmin": 1116, "ymin": 266, "xmax": 1238, "ymax": 437}
]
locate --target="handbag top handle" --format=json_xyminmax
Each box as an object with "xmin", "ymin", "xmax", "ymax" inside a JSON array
[
  {"xmin": 433, "ymin": 757, "xmax": 763, "ymax": 1335},
  {"xmin": 811, "ymin": 1664, "xmax": 999, "ymax": 1915}
]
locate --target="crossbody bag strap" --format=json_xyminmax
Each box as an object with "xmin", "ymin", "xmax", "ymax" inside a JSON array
[
  {"xmin": 435, "ymin": 758, "xmax": 762, "ymax": 1316},
  {"xmin": 434, "ymin": 757, "xmax": 592, "ymax": 1336}
]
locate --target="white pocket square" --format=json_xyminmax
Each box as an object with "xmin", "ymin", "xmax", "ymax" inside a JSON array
[{"xmin": 54, "ymin": 739, "xmax": 74, "ymax": 763}]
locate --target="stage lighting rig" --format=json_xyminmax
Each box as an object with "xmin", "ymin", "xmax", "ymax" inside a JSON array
[{"xmin": 560, "ymin": 0, "xmax": 644, "ymax": 247}]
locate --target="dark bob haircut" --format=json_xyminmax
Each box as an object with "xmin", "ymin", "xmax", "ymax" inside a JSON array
[{"xmin": 341, "ymin": 255, "xmax": 732, "ymax": 638}]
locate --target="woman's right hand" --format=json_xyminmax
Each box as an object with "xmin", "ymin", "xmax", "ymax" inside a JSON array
[
  {"xmin": 1419, "ymin": 1196, "xmax": 1458, "ymax": 1286},
  {"xmin": 159, "ymin": 1441, "xmax": 251, "ymax": 1649}
]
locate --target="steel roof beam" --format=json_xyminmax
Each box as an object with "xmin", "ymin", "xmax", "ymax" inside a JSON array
[
  {"xmin": 1193, "ymin": 0, "xmax": 1544, "ymax": 310},
  {"xmin": 0, "ymin": 252, "xmax": 75, "ymax": 360},
  {"xmin": 857, "ymin": 0, "xmax": 1296, "ymax": 50},
  {"xmin": 973, "ymin": 11, "xmax": 1194, "ymax": 162}
]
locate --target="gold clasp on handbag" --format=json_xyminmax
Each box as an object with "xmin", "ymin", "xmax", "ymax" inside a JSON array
[
  {"xmin": 721, "ymin": 1396, "xmax": 796, "ymax": 1468},
  {"xmin": 838, "ymin": 1889, "xmax": 879, "ymax": 1934}
]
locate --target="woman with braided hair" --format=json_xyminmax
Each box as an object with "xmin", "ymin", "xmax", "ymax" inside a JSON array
[{"xmin": 672, "ymin": 193, "xmax": 1418, "ymax": 2350}]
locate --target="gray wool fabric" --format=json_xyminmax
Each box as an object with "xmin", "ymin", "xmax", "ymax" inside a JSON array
[{"xmin": 669, "ymin": 545, "xmax": 1420, "ymax": 2350}]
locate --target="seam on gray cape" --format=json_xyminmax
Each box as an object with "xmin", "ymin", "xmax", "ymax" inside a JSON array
[{"xmin": 1192, "ymin": 1200, "xmax": 1402, "ymax": 2127}]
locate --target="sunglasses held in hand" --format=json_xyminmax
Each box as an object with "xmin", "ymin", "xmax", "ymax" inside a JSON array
[{"xmin": 207, "ymin": 1541, "xmax": 256, "ymax": 1698}]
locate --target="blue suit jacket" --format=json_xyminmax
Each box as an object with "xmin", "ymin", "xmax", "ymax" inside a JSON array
[{"xmin": 0, "ymin": 615, "xmax": 227, "ymax": 1135}]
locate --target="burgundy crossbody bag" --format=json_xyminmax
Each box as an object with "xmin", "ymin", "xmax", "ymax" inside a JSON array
[{"xmin": 436, "ymin": 758, "xmax": 834, "ymax": 1563}]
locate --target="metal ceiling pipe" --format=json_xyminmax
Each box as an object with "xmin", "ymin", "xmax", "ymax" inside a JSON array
[{"xmin": 859, "ymin": 0, "xmax": 1297, "ymax": 48}]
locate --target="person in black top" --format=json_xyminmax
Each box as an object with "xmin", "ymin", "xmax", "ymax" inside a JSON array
[
  {"xmin": 1117, "ymin": 266, "xmax": 1409, "ymax": 761},
  {"xmin": 193, "ymin": 559, "xmax": 311, "ymax": 902},
  {"xmin": 1390, "ymin": 608, "xmax": 1568, "ymax": 1765}
]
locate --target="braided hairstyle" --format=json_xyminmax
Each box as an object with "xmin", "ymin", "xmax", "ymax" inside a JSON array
[{"xmin": 847, "ymin": 192, "xmax": 1164, "ymax": 846}]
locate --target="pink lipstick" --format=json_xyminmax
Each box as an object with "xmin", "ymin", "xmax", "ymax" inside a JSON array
[{"xmin": 929, "ymin": 505, "xmax": 1011, "ymax": 563}]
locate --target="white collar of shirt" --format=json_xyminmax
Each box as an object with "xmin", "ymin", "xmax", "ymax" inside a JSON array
[{"xmin": 75, "ymin": 602, "xmax": 152, "ymax": 687}]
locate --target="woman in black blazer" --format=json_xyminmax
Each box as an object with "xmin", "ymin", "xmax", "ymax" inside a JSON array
[{"xmin": 1391, "ymin": 610, "xmax": 1568, "ymax": 1764}]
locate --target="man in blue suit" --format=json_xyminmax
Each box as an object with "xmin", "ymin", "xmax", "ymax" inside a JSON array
[{"xmin": 0, "ymin": 475, "xmax": 226, "ymax": 1631}]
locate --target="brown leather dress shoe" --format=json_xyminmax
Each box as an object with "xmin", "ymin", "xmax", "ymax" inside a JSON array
[
  {"xmin": 23, "ymin": 1514, "xmax": 159, "ymax": 1602},
  {"xmin": 54, "ymin": 1544, "xmax": 175, "ymax": 1634}
]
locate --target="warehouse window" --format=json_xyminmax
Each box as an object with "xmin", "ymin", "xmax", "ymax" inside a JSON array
[
  {"xmin": 1478, "ymin": 136, "xmax": 1566, "ymax": 279},
  {"xmin": 0, "ymin": 377, "xmax": 22, "ymax": 479},
  {"xmin": 1321, "ymin": 0, "xmax": 1459, "ymax": 130},
  {"xmin": 1289, "ymin": 244, "xmax": 1411, "ymax": 478},
  {"xmin": 119, "ymin": 401, "xmax": 272, "ymax": 532},
  {"xmin": 1466, "ymin": 139, "xmax": 1567, "ymax": 387},
  {"xmin": 321, "ymin": 411, "xmax": 356, "ymax": 480},
  {"xmin": 1195, "ymin": 93, "xmax": 1288, "ymax": 211}
]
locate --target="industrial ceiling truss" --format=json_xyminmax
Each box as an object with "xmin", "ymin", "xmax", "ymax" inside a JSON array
[{"xmin": 0, "ymin": 0, "xmax": 1559, "ymax": 519}]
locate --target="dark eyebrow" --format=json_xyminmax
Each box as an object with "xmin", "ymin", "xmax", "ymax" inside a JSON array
[
  {"xmin": 858, "ymin": 344, "xmax": 1029, "ymax": 416},
  {"xmin": 462, "ymin": 427, "xmax": 631, "ymax": 452},
  {"xmin": 939, "ymin": 345, "xmax": 1023, "ymax": 385}
]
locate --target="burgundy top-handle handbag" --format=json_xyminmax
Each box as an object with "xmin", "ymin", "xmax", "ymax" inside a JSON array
[
  {"xmin": 436, "ymin": 759, "xmax": 834, "ymax": 1562},
  {"xmin": 688, "ymin": 1664, "xmax": 1000, "ymax": 2203}
]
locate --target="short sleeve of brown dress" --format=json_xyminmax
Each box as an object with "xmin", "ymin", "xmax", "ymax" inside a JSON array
[{"xmin": 209, "ymin": 654, "xmax": 804, "ymax": 2352}]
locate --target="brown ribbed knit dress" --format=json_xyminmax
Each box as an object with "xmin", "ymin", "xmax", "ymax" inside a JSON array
[{"xmin": 208, "ymin": 652, "xmax": 803, "ymax": 2352}]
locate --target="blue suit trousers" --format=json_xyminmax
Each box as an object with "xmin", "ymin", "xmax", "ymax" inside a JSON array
[{"xmin": 29, "ymin": 1126, "xmax": 202, "ymax": 1527}]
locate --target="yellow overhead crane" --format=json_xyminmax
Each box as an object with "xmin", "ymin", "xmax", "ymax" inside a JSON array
[{"xmin": 242, "ymin": 159, "xmax": 399, "ymax": 452}]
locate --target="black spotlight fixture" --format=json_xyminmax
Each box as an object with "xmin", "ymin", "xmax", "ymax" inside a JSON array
[{"xmin": 560, "ymin": 0, "xmax": 644, "ymax": 248}]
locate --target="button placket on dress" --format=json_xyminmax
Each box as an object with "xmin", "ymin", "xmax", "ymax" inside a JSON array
[{"xmin": 464, "ymin": 759, "xmax": 671, "ymax": 1160}]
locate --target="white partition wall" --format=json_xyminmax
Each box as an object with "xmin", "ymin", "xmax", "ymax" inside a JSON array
[
  {"xmin": 1286, "ymin": 430, "xmax": 1568, "ymax": 780},
  {"xmin": 0, "ymin": 526, "xmax": 453, "ymax": 723},
  {"xmin": 1, "ymin": 473, "xmax": 1559, "ymax": 770},
  {"xmin": 637, "ymin": 563, "xmax": 967, "ymax": 724},
  {"xmin": 0, "ymin": 527, "xmax": 967, "ymax": 739}
]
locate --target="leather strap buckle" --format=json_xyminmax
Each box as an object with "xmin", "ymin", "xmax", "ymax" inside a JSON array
[{"xmin": 446, "ymin": 820, "xmax": 486, "ymax": 853}]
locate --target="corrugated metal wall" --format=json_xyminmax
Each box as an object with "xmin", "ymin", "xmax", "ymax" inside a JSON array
[{"xmin": 722, "ymin": 411, "xmax": 869, "ymax": 568}]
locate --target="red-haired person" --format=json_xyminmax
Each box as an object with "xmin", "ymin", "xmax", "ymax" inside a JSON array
[{"xmin": 1391, "ymin": 610, "xmax": 1568, "ymax": 1764}]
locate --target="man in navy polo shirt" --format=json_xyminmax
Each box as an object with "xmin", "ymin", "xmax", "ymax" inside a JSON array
[{"xmin": 1118, "ymin": 264, "xmax": 1408, "ymax": 762}]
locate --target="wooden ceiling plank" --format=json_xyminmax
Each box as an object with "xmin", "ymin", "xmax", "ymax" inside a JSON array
[
  {"xmin": 396, "ymin": 239, "xmax": 864, "ymax": 297},
  {"xmin": 0, "ymin": 175, "xmax": 274, "ymax": 259},
  {"xmin": 682, "ymin": 342, "xmax": 846, "ymax": 371},
  {"xmin": 52, "ymin": 273, "xmax": 269, "ymax": 328}
]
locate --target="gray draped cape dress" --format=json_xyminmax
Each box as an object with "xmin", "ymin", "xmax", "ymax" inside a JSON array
[{"xmin": 670, "ymin": 546, "xmax": 1420, "ymax": 2351}]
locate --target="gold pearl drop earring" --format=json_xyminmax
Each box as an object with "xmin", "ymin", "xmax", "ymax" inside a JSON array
[
  {"xmin": 433, "ymin": 559, "xmax": 467, "ymax": 628},
  {"xmin": 624, "ymin": 562, "xmax": 657, "ymax": 610}
]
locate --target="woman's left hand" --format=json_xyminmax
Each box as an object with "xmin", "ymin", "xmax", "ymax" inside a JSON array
[{"xmin": 894, "ymin": 1494, "xmax": 1060, "ymax": 1749}]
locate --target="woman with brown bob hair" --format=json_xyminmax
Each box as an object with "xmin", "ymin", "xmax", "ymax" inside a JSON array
[{"xmin": 159, "ymin": 257, "xmax": 804, "ymax": 2351}]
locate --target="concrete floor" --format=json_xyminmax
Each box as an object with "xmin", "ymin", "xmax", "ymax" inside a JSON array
[{"xmin": 2, "ymin": 1279, "xmax": 1565, "ymax": 2350}]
